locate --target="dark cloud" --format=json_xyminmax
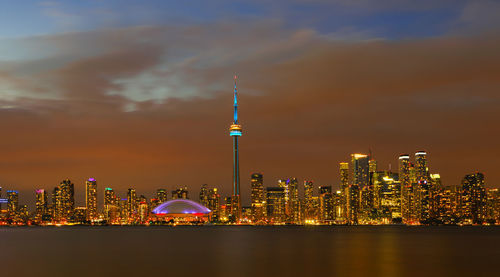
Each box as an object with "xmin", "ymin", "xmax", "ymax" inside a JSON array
[{"xmin": 0, "ymin": 22, "xmax": 499, "ymax": 207}]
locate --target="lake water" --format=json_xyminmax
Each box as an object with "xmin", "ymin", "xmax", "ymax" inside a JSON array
[{"xmin": 1, "ymin": 226, "xmax": 498, "ymax": 277}]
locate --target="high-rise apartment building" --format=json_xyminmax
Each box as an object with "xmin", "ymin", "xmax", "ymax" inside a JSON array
[
  {"xmin": 339, "ymin": 162, "xmax": 349, "ymax": 221},
  {"xmin": 86, "ymin": 178, "xmax": 97, "ymax": 221},
  {"xmin": 127, "ymin": 188, "xmax": 137, "ymax": 219},
  {"xmin": 250, "ymin": 173, "xmax": 265, "ymax": 222},
  {"xmin": 35, "ymin": 189, "xmax": 48, "ymax": 222},
  {"xmin": 52, "ymin": 179, "xmax": 75, "ymax": 222},
  {"xmin": 461, "ymin": 172, "xmax": 487, "ymax": 224},
  {"xmin": 7, "ymin": 190, "xmax": 19, "ymax": 214},
  {"xmin": 207, "ymin": 188, "xmax": 220, "ymax": 220},
  {"xmin": 266, "ymin": 187, "xmax": 285, "ymax": 223},
  {"xmin": 304, "ymin": 180, "xmax": 315, "ymax": 221},
  {"xmin": 156, "ymin": 189, "xmax": 168, "ymax": 204},
  {"xmin": 319, "ymin": 186, "xmax": 334, "ymax": 222},
  {"xmin": 399, "ymin": 154, "xmax": 414, "ymax": 223},
  {"xmin": 104, "ymin": 187, "xmax": 119, "ymax": 222}
]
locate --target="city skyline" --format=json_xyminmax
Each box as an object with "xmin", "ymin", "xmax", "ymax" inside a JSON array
[{"xmin": 0, "ymin": 0, "xmax": 499, "ymax": 207}]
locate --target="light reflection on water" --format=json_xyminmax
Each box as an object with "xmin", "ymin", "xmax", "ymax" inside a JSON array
[{"xmin": 0, "ymin": 226, "xmax": 498, "ymax": 277}]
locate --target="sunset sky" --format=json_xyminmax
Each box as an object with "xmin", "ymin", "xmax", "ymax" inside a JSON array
[{"xmin": 0, "ymin": 0, "xmax": 499, "ymax": 206}]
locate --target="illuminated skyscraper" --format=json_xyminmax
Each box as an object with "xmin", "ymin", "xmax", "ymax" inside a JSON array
[
  {"xmin": 127, "ymin": 188, "xmax": 137, "ymax": 218},
  {"xmin": 348, "ymin": 154, "xmax": 368, "ymax": 224},
  {"xmin": 304, "ymin": 180, "xmax": 315, "ymax": 221},
  {"xmin": 7, "ymin": 190, "xmax": 19, "ymax": 214},
  {"xmin": 373, "ymin": 171, "xmax": 401, "ymax": 223},
  {"xmin": 399, "ymin": 154, "xmax": 414, "ymax": 223},
  {"xmin": 435, "ymin": 185, "xmax": 460, "ymax": 224},
  {"xmin": 35, "ymin": 189, "xmax": 48, "ymax": 222},
  {"xmin": 52, "ymin": 186, "xmax": 61, "ymax": 221},
  {"xmin": 207, "ymin": 188, "xmax": 220, "ymax": 221},
  {"xmin": 250, "ymin": 173, "xmax": 265, "ymax": 222},
  {"xmin": 199, "ymin": 184, "xmax": 220, "ymax": 220},
  {"xmin": 415, "ymin": 151, "xmax": 431, "ymax": 223},
  {"xmin": 104, "ymin": 187, "xmax": 119, "ymax": 222},
  {"xmin": 346, "ymin": 184, "xmax": 359, "ymax": 224},
  {"xmin": 339, "ymin": 162, "xmax": 349, "ymax": 221},
  {"xmin": 138, "ymin": 195, "xmax": 149, "ymax": 223},
  {"xmin": 278, "ymin": 178, "xmax": 299, "ymax": 223},
  {"xmin": 156, "ymin": 189, "xmax": 168, "ymax": 204},
  {"xmin": 52, "ymin": 179, "xmax": 74, "ymax": 222},
  {"xmin": 229, "ymin": 76, "xmax": 242, "ymax": 221},
  {"xmin": 266, "ymin": 187, "xmax": 285, "ymax": 224},
  {"xmin": 85, "ymin": 178, "xmax": 97, "ymax": 221},
  {"xmin": 351, "ymin": 154, "xmax": 369, "ymax": 187},
  {"xmin": 61, "ymin": 179, "xmax": 75, "ymax": 220},
  {"xmin": 461, "ymin": 172, "xmax": 487, "ymax": 224},
  {"xmin": 415, "ymin": 151, "xmax": 429, "ymax": 182},
  {"xmin": 199, "ymin": 184, "xmax": 209, "ymax": 206},
  {"xmin": 289, "ymin": 178, "xmax": 300, "ymax": 223},
  {"xmin": 486, "ymin": 188, "xmax": 500, "ymax": 224},
  {"xmin": 319, "ymin": 186, "xmax": 334, "ymax": 223},
  {"xmin": 221, "ymin": 196, "xmax": 232, "ymax": 222}
]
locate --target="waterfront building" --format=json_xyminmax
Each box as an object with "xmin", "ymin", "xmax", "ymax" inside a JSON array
[
  {"xmin": 435, "ymin": 185, "xmax": 460, "ymax": 224},
  {"xmin": 373, "ymin": 171, "xmax": 401, "ymax": 222},
  {"xmin": 119, "ymin": 198, "xmax": 128, "ymax": 223},
  {"xmin": 74, "ymin": 207, "xmax": 87, "ymax": 223},
  {"xmin": 35, "ymin": 189, "xmax": 48, "ymax": 223},
  {"xmin": 51, "ymin": 179, "xmax": 75, "ymax": 222},
  {"xmin": 250, "ymin": 173, "xmax": 265, "ymax": 222},
  {"xmin": 7, "ymin": 190, "xmax": 19, "ymax": 215},
  {"xmin": 199, "ymin": 185, "xmax": 220, "ymax": 221},
  {"xmin": 339, "ymin": 162, "xmax": 349, "ymax": 221},
  {"xmin": 138, "ymin": 196, "xmax": 149, "ymax": 223},
  {"xmin": 399, "ymin": 154, "xmax": 415, "ymax": 223},
  {"xmin": 461, "ymin": 172, "xmax": 487, "ymax": 224},
  {"xmin": 207, "ymin": 188, "xmax": 220, "ymax": 221},
  {"xmin": 486, "ymin": 188, "xmax": 500, "ymax": 224},
  {"xmin": 304, "ymin": 180, "xmax": 315, "ymax": 221},
  {"xmin": 127, "ymin": 188, "xmax": 137, "ymax": 219},
  {"xmin": 266, "ymin": 187, "xmax": 285, "ymax": 224},
  {"xmin": 85, "ymin": 178, "xmax": 98, "ymax": 221},
  {"xmin": 219, "ymin": 196, "xmax": 232, "ymax": 222},
  {"xmin": 278, "ymin": 178, "xmax": 299, "ymax": 223},
  {"xmin": 319, "ymin": 186, "xmax": 334, "ymax": 223},
  {"xmin": 346, "ymin": 184, "xmax": 359, "ymax": 224}
]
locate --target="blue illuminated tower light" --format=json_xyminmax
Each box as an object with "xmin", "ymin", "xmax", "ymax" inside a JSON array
[{"xmin": 229, "ymin": 75, "xmax": 242, "ymax": 221}]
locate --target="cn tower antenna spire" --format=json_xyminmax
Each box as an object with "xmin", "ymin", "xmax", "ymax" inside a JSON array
[{"xmin": 233, "ymin": 75, "xmax": 238, "ymax": 124}]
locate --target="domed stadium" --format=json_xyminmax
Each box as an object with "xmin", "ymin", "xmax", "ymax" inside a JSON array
[{"xmin": 151, "ymin": 199, "xmax": 212, "ymax": 223}]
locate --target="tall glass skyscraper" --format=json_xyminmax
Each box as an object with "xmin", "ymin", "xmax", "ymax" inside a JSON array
[
  {"xmin": 86, "ymin": 178, "xmax": 97, "ymax": 221},
  {"xmin": 251, "ymin": 173, "xmax": 265, "ymax": 221}
]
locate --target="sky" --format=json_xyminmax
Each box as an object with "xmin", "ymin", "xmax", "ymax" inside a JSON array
[{"xmin": 0, "ymin": 0, "xmax": 499, "ymax": 206}]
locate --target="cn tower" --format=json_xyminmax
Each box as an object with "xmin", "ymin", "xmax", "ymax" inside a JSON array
[{"xmin": 229, "ymin": 76, "xmax": 242, "ymax": 221}]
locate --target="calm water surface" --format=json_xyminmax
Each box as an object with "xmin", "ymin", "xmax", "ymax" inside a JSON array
[{"xmin": 0, "ymin": 226, "xmax": 498, "ymax": 277}]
